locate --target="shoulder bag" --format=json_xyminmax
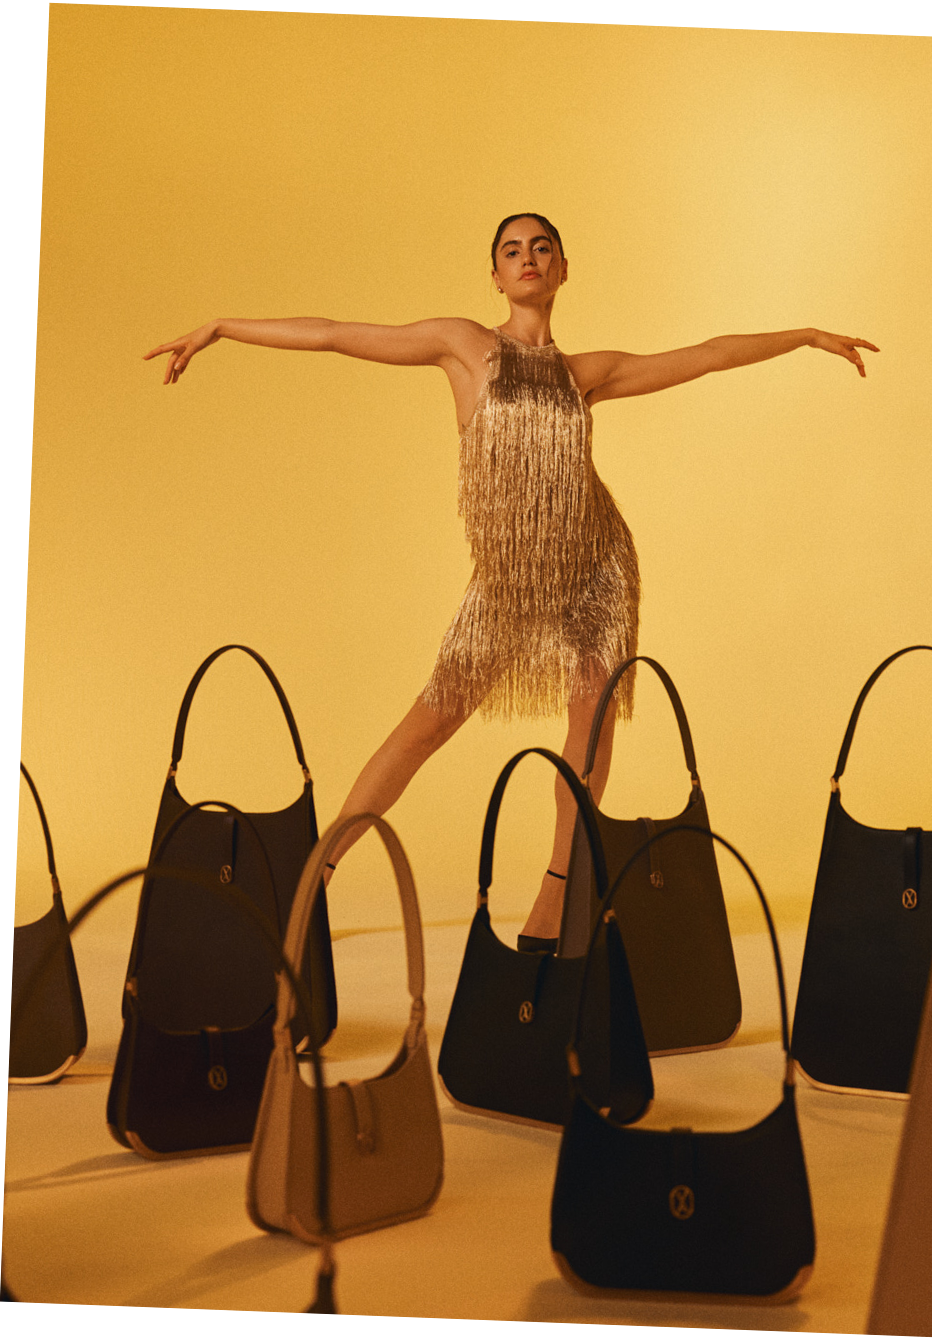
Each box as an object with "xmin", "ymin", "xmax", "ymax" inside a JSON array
[
  {"xmin": 107, "ymin": 800, "xmax": 286, "ymax": 1157},
  {"xmin": 149, "ymin": 643, "xmax": 336, "ymax": 1046},
  {"xmin": 792, "ymin": 644, "xmax": 932, "ymax": 1097},
  {"xmin": 561, "ymin": 656, "xmax": 741, "ymax": 1055},
  {"xmin": 8, "ymin": 763, "xmax": 88, "ymax": 1084},
  {"xmin": 552, "ymin": 825, "xmax": 816, "ymax": 1301},
  {"xmin": 437, "ymin": 747, "xmax": 653, "ymax": 1130},
  {"xmin": 247, "ymin": 812, "xmax": 444, "ymax": 1242}
]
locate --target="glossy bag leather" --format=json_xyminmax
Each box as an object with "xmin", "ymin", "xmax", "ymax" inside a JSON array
[
  {"xmin": 438, "ymin": 747, "xmax": 653, "ymax": 1130},
  {"xmin": 148, "ymin": 644, "xmax": 336, "ymax": 1046},
  {"xmin": 792, "ymin": 645, "xmax": 932, "ymax": 1097},
  {"xmin": 552, "ymin": 827, "xmax": 816, "ymax": 1301},
  {"xmin": 9, "ymin": 764, "xmax": 87, "ymax": 1084},
  {"xmin": 247, "ymin": 813, "xmax": 444, "ymax": 1242},
  {"xmin": 107, "ymin": 802, "xmax": 283, "ymax": 1157},
  {"xmin": 562, "ymin": 657, "xmax": 741, "ymax": 1055}
]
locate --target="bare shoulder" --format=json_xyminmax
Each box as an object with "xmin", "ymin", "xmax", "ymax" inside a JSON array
[
  {"xmin": 436, "ymin": 317, "xmax": 497, "ymax": 366},
  {"xmin": 562, "ymin": 349, "xmax": 634, "ymax": 403}
]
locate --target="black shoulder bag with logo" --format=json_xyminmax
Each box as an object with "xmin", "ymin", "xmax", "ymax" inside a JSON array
[
  {"xmin": 9, "ymin": 763, "xmax": 88, "ymax": 1084},
  {"xmin": 438, "ymin": 747, "xmax": 653, "ymax": 1130},
  {"xmin": 147, "ymin": 643, "xmax": 336, "ymax": 1045},
  {"xmin": 561, "ymin": 656, "xmax": 741, "ymax": 1055},
  {"xmin": 792, "ymin": 644, "xmax": 932, "ymax": 1096},
  {"xmin": 552, "ymin": 825, "xmax": 816, "ymax": 1300},
  {"xmin": 106, "ymin": 801, "xmax": 286, "ymax": 1157}
]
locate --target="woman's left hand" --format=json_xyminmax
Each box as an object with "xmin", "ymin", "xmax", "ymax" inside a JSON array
[{"xmin": 808, "ymin": 330, "xmax": 880, "ymax": 377}]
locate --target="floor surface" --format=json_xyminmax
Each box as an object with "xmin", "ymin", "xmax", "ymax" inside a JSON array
[{"xmin": 2, "ymin": 914, "xmax": 908, "ymax": 1336}]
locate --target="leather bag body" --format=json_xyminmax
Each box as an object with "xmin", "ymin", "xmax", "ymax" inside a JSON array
[
  {"xmin": 107, "ymin": 802, "xmax": 284, "ymax": 1157},
  {"xmin": 9, "ymin": 764, "xmax": 87, "ymax": 1084},
  {"xmin": 562, "ymin": 657, "xmax": 741, "ymax": 1055},
  {"xmin": 247, "ymin": 814, "xmax": 444, "ymax": 1243},
  {"xmin": 792, "ymin": 645, "xmax": 932, "ymax": 1097},
  {"xmin": 552, "ymin": 827, "xmax": 816, "ymax": 1301},
  {"xmin": 438, "ymin": 747, "xmax": 653, "ymax": 1130}
]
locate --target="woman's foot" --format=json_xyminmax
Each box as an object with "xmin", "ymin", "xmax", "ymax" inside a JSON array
[{"xmin": 518, "ymin": 868, "xmax": 567, "ymax": 944}]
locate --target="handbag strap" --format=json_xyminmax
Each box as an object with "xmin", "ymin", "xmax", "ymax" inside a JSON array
[
  {"xmin": 478, "ymin": 748, "xmax": 609, "ymax": 905},
  {"xmin": 572, "ymin": 824, "xmax": 793, "ymax": 1080},
  {"xmin": 276, "ymin": 814, "xmax": 426, "ymax": 1048},
  {"xmin": 581, "ymin": 657, "xmax": 700, "ymax": 786},
  {"xmin": 169, "ymin": 644, "xmax": 311, "ymax": 780},
  {"xmin": 19, "ymin": 762, "xmax": 61, "ymax": 900},
  {"xmin": 832, "ymin": 645, "xmax": 932, "ymax": 784}
]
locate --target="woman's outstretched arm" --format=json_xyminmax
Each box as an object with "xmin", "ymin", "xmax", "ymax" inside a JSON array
[
  {"xmin": 574, "ymin": 328, "xmax": 879, "ymax": 405},
  {"xmin": 143, "ymin": 316, "xmax": 485, "ymax": 385}
]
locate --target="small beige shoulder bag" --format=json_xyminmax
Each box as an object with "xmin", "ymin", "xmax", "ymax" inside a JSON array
[{"xmin": 247, "ymin": 813, "xmax": 444, "ymax": 1243}]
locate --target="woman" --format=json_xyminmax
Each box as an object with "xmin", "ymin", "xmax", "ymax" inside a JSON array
[{"xmin": 145, "ymin": 212, "xmax": 878, "ymax": 949}]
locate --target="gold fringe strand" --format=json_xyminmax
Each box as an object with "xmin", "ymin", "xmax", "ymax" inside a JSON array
[{"xmin": 421, "ymin": 328, "xmax": 640, "ymax": 722}]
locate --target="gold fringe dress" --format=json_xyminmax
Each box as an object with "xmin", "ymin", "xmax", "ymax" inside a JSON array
[{"xmin": 420, "ymin": 327, "xmax": 640, "ymax": 722}]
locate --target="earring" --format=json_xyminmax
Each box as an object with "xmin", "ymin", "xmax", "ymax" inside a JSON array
[{"xmin": 496, "ymin": 286, "xmax": 504, "ymax": 294}]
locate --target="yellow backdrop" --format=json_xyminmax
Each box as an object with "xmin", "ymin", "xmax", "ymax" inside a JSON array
[{"xmin": 13, "ymin": 5, "xmax": 932, "ymax": 940}]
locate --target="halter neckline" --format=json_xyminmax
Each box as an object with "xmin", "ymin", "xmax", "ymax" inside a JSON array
[{"xmin": 496, "ymin": 326, "xmax": 557, "ymax": 351}]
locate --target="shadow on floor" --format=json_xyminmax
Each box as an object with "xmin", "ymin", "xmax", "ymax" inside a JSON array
[{"xmin": 120, "ymin": 1232, "xmax": 317, "ymax": 1310}]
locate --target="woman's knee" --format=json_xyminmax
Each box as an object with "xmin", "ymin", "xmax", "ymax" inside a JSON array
[{"xmin": 403, "ymin": 699, "xmax": 468, "ymax": 757}]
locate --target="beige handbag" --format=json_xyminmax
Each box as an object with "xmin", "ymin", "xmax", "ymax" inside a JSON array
[{"xmin": 247, "ymin": 813, "xmax": 444, "ymax": 1244}]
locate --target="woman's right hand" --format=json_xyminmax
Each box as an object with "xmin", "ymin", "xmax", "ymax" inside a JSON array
[{"xmin": 143, "ymin": 321, "xmax": 220, "ymax": 384}]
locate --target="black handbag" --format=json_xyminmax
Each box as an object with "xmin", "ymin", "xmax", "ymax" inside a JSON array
[
  {"xmin": 561, "ymin": 657, "xmax": 741, "ymax": 1055},
  {"xmin": 8, "ymin": 763, "xmax": 87, "ymax": 1083},
  {"xmin": 438, "ymin": 747, "xmax": 653, "ymax": 1130},
  {"xmin": 552, "ymin": 826, "xmax": 816, "ymax": 1301},
  {"xmin": 107, "ymin": 800, "xmax": 288, "ymax": 1157},
  {"xmin": 792, "ymin": 644, "xmax": 932, "ymax": 1097},
  {"xmin": 147, "ymin": 644, "xmax": 336, "ymax": 1047}
]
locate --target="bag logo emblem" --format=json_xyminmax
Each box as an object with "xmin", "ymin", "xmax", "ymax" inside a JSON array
[
  {"xmin": 669, "ymin": 1185, "xmax": 695, "ymax": 1219},
  {"xmin": 519, "ymin": 1001, "xmax": 535, "ymax": 1023},
  {"xmin": 219, "ymin": 865, "xmax": 233, "ymax": 883},
  {"xmin": 208, "ymin": 1065, "xmax": 228, "ymax": 1090},
  {"xmin": 903, "ymin": 888, "xmax": 918, "ymax": 909}
]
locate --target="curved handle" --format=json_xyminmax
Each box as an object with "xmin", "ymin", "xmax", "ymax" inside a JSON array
[
  {"xmin": 832, "ymin": 645, "xmax": 932, "ymax": 783},
  {"xmin": 146, "ymin": 798, "xmax": 281, "ymax": 931},
  {"xmin": 478, "ymin": 748, "xmax": 608, "ymax": 903},
  {"xmin": 276, "ymin": 814, "xmax": 426, "ymax": 1038},
  {"xmin": 582, "ymin": 657, "xmax": 699, "ymax": 784},
  {"xmin": 574, "ymin": 825, "xmax": 791, "ymax": 1063},
  {"xmin": 170, "ymin": 645, "xmax": 310, "ymax": 778},
  {"xmin": 19, "ymin": 762, "xmax": 58, "ymax": 889}
]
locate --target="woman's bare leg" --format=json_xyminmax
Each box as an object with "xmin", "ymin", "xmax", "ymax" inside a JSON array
[
  {"xmin": 519, "ymin": 679, "xmax": 617, "ymax": 940},
  {"xmin": 323, "ymin": 698, "xmax": 470, "ymax": 881}
]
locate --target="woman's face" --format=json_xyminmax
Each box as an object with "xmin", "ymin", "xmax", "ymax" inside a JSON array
[{"xmin": 492, "ymin": 216, "xmax": 567, "ymax": 303}]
